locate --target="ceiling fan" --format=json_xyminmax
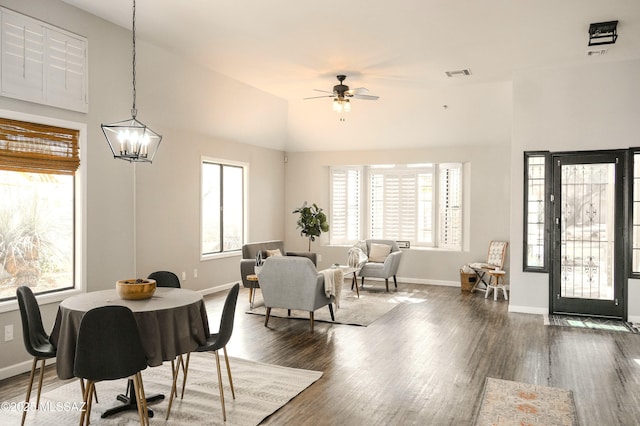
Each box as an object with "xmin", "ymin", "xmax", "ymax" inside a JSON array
[
  {"xmin": 304, "ymin": 75, "xmax": 379, "ymax": 120},
  {"xmin": 305, "ymin": 74, "xmax": 380, "ymax": 101}
]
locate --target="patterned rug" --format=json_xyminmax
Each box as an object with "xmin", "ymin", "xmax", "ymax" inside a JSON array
[
  {"xmin": 5, "ymin": 353, "xmax": 322, "ymax": 425},
  {"xmin": 246, "ymin": 284, "xmax": 426, "ymax": 327},
  {"xmin": 544, "ymin": 314, "xmax": 639, "ymax": 333},
  {"xmin": 474, "ymin": 378, "xmax": 579, "ymax": 426}
]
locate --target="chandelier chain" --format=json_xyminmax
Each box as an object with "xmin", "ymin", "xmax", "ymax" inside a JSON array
[{"xmin": 131, "ymin": 0, "xmax": 137, "ymax": 118}]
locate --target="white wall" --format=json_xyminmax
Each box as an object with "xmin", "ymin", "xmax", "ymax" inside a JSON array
[
  {"xmin": 284, "ymin": 143, "xmax": 511, "ymax": 284},
  {"xmin": 0, "ymin": 0, "xmax": 136, "ymax": 376},
  {"xmin": 133, "ymin": 41, "xmax": 288, "ymax": 291},
  {"xmin": 0, "ymin": 0, "xmax": 288, "ymax": 377},
  {"xmin": 510, "ymin": 59, "xmax": 640, "ymax": 318}
]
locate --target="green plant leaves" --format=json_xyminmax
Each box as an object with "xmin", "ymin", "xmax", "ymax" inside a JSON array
[{"xmin": 292, "ymin": 201, "xmax": 329, "ymax": 247}]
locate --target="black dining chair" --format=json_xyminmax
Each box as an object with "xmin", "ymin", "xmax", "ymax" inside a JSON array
[
  {"xmin": 16, "ymin": 286, "xmax": 57, "ymax": 426},
  {"xmin": 74, "ymin": 305, "xmax": 149, "ymax": 426},
  {"xmin": 16, "ymin": 286, "xmax": 98, "ymax": 426},
  {"xmin": 147, "ymin": 270, "xmax": 187, "ymax": 407},
  {"xmin": 147, "ymin": 270, "xmax": 181, "ymax": 288},
  {"xmin": 167, "ymin": 283, "xmax": 239, "ymax": 421}
]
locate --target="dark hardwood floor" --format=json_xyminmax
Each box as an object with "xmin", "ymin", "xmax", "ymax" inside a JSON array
[{"xmin": 2, "ymin": 283, "xmax": 640, "ymax": 425}]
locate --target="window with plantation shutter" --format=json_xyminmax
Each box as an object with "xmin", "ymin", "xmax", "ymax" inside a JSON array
[
  {"xmin": 438, "ymin": 163, "xmax": 462, "ymax": 249},
  {"xmin": 370, "ymin": 167, "xmax": 422, "ymax": 242},
  {"xmin": 330, "ymin": 166, "xmax": 361, "ymax": 245},
  {"xmin": 330, "ymin": 163, "xmax": 464, "ymax": 250}
]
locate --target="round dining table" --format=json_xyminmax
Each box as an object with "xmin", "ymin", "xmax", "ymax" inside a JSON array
[{"xmin": 49, "ymin": 287, "xmax": 210, "ymax": 417}]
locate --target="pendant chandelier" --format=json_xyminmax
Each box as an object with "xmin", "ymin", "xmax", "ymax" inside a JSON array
[{"xmin": 102, "ymin": 0, "xmax": 162, "ymax": 163}]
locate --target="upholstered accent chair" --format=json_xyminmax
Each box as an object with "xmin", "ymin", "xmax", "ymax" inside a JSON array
[
  {"xmin": 358, "ymin": 239, "xmax": 403, "ymax": 292},
  {"xmin": 258, "ymin": 256, "xmax": 334, "ymax": 332},
  {"xmin": 239, "ymin": 240, "xmax": 317, "ymax": 304}
]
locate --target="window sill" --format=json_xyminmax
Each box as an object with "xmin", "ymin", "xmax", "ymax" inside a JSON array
[
  {"xmin": 326, "ymin": 244, "xmax": 464, "ymax": 253},
  {"xmin": 200, "ymin": 250, "xmax": 242, "ymax": 262},
  {"xmin": 0, "ymin": 287, "xmax": 83, "ymax": 314}
]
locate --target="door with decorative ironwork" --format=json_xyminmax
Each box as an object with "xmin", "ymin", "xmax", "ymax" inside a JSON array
[{"xmin": 551, "ymin": 151, "xmax": 625, "ymax": 318}]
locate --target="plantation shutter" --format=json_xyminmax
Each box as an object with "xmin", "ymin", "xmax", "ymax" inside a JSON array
[
  {"xmin": 0, "ymin": 117, "xmax": 80, "ymax": 175},
  {"xmin": 1, "ymin": 10, "xmax": 45, "ymax": 102},
  {"xmin": 370, "ymin": 168, "xmax": 419, "ymax": 241},
  {"xmin": 1, "ymin": 7, "xmax": 88, "ymax": 112},
  {"xmin": 438, "ymin": 163, "xmax": 462, "ymax": 249},
  {"xmin": 330, "ymin": 167, "xmax": 361, "ymax": 244}
]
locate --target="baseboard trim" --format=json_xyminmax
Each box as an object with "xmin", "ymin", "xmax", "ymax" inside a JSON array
[
  {"xmin": 197, "ymin": 281, "xmax": 239, "ymax": 297},
  {"xmin": 508, "ymin": 305, "xmax": 547, "ymax": 315},
  {"xmin": 361, "ymin": 276, "xmax": 459, "ymax": 287},
  {"xmin": 0, "ymin": 358, "xmax": 54, "ymax": 381}
]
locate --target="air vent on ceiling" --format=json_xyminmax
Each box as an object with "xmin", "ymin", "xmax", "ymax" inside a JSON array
[
  {"xmin": 445, "ymin": 69, "xmax": 472, "ymax": 77},
  {"xmin": 587, "ymin": 49, "xmax": 608, "ymax": 56}
]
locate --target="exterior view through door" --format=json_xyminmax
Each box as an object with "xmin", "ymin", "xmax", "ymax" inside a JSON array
[{"xmin": 551, "ymin": 151, "xmax": 625, "ymax": 319}]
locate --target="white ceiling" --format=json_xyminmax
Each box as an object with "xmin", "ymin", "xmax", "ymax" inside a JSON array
[{"xmin": 61, "ymin": 0, "xmax": 640, "ymax": 152}]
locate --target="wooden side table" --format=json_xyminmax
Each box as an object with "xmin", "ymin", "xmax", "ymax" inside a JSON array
[
  {"xmin": 246, "ymin": 274, "xmax": 259, "ymax": 308},
  {"xmin": 485, "ymin": 270, "xmax": 507, "ymax": 301},
  {"xmin": 336, "ymin": 265, "xmax": 359, "ymax": 298}
]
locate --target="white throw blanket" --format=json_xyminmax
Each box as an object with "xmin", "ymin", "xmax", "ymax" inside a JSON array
[{"xmin": 321, "ymin": 268, "xmax": 344, "ymax": 308}]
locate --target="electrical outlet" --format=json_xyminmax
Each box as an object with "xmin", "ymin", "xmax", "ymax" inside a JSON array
[
  {"xmin": 4, "ymin": 324, "xmax": 13, "ymax": 342},
  {"xmin": 181, "ymin": 271, "xmax": 187, "ymax": 281},
  {"xmin": 318, "ymin": 254, "xmax": 322, "ymax": 262},
  {"xmin": 193, "ymin": 269, "xmax": 198, "ymax": 278}
]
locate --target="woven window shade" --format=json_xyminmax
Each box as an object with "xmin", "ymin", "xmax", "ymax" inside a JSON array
[{"xmin": 0, "ymin": 117, "xmax": 80, "ymax": 175}]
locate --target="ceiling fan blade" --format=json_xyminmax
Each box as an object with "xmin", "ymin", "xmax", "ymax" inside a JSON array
[
  {"xmin": 303, "ymin": 95, "xmax": 335, "ymax": 100},
  {"xmin": 347, "ymin": 87, "xmax": 370, "ymax": 95},
  {"xmin": 351, "ymin": 94, "xmax": 379, "ymax": 100},
  {"xmin": 313, "ymin": 89, "xmax": 336, "ymax": 94}
]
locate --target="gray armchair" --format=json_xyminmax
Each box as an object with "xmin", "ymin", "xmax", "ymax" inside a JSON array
[
  {"xmin": 358, "ymin": 239, "xmax": 403, "ymax": 292},
  {"xmin": 239, "ymin": 240, "xmax": 316, "ymax": 305},
  {"xmin": 258, "ymin": 256, "xmax": 334, "ymax": 332}
]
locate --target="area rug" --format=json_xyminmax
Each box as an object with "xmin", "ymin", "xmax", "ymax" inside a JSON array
[
  {"xmin": 5, "ymin": 353, "xmax": 322, "ymax": 425},
  {"xmin": 543, "ymin": 314, "xmax": 639, "ymax": 333},
  {"xmin": 246, "ymin": 284, "xmax": 426, "ymax": 327},
  {"xmin": 474, "ymin": 378, "xmax": 578, "ymax": 426}
]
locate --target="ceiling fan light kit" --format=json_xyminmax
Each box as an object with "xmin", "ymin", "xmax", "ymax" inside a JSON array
[{"xmin": 305, "ymin": 74, "xmax": 379, "ymax": 121}]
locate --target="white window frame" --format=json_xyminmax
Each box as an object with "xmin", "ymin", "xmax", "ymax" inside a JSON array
[
  {"xmin": 0, "ymin": 109, "xmax": 86, "ymax": 313},
  {"xmin": 329, "ymin": 166, "xmax": 363, "ymax": 245},
  {"xmin": 438, "ymin": 163, "xmax": 463, "ymax": 250},
  {"xmin": 200, "ymin": 157, "xmax": 248, "ymax": 260},
  {"xmin": 329, "ymin": 163, "xmax": 465, "ymax": 250}
]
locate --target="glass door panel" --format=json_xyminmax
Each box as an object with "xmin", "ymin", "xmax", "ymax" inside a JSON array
[{"xmin": 551, "ymin": 151, "xmax": 625, "ymax": 319}]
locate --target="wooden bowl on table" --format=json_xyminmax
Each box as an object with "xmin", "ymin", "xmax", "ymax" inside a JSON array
[{"xmin": 116, "ymin": 279, "xmax": 157, "ymax": 300}]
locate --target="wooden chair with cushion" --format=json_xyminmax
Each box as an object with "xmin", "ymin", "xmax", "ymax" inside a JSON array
[{"xmin": 470, "ymin": 241, "xmax": 509, "ymax": 293}]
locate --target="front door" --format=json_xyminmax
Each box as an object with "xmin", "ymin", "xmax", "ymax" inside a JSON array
[{"xmin": 550, "ymin": 151, "xmax": 626, "ymax": 319}]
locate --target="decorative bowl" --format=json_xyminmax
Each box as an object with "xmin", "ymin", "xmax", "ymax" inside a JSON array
[{"xmin": 116, "ymin": 278, "xmax": 156, "ymax": 300}]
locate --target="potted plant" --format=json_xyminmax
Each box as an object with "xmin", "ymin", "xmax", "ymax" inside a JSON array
[{"xmin": 293, "ymin": 202, "xmax": 329, "ymax": 251}]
